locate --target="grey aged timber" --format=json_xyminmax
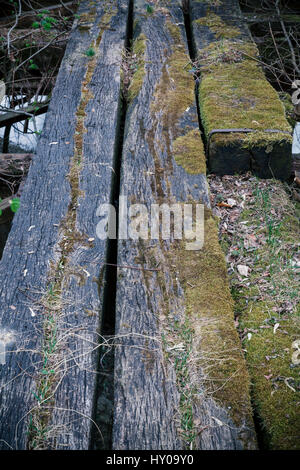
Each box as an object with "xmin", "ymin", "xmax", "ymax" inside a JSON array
[{"xmin": 0, "ymin": 0, "xmax": 128, "ymax": 450}]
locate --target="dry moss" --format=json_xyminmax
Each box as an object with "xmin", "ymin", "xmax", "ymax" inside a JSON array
[
  {"xmin": 148, "ymin": 19, "xmax": 206, "ymax": 191},
  {"xmin": 173, "ymin": 129, "xmax": 206, "ymax": 174}
]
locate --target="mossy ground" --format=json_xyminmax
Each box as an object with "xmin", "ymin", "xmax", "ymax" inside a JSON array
[
  {"xmin": 210, "ymin": 174, "xmax": 300, "ymax": 449},
  {"xmin": 196, "ymin": 13, "xmax": 292, "ymax": 149}
]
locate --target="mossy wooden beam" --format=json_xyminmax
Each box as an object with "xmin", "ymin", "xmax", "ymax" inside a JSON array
[
  {"xmin": 113, "ymin": 0, "xmax": 256, "ymax": 450},
  {"xmin": 190, "ymin": 0, "xmax": 292, "ymax": 180},
  {"xmin": 0, "ymin": 0, "xmax": 128, "ymax": 450}
]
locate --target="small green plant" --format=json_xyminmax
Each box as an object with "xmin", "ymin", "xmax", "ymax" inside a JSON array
[
  {"xmin": 146, "ymin": 3, "xmax": 154, "ymax": 13},
  {"xmin": 32, "ymin": 12, "xmax": 58, "ymax": 31},
  {"xmin": 85, "ymin": 47, "xmax": 96, "ymax": 57},
  {"xmin": 10, "ymin": 198, "xmax": 20, "ymax": 213},
  {"xmin": 0, "ymin": 197, "xmax": 20, "ymax": 216}
]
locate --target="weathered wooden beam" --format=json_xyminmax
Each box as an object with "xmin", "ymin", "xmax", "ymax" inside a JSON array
[
  {"xmin": 112, "ymin": 0, "xmax": 256, "ymax": 450},
  {"xmin": 0, "ymin": 0, "xmax": 128, "ymax": 450},
  {"xmin": 190, "ymin": 0, "xmax": 292, "ymax": 180}
]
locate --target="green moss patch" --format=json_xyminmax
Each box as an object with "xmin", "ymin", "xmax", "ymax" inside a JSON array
[
  {"xmin": 196, "ymin": 12, "xmax": 240, "ymax": 39},
  {"xmin": 150, "ymin": 21, "xmax": 206, "ymax": 174},
  {"xmin": 128, "ymin": 33, "xmax": 146, "ymax": 102},
  {"xmin": 151, "ymin": 48, "xmax": 195, "ymax": 127},
  {"xmin": 173, "ymin": 128, "xmax": 206, "ymax": 174}
]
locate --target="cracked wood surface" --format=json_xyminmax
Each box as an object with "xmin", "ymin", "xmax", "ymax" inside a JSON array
[{"xmin": 0, "ymin": 0, "xmax": 128, "ymax": 450}]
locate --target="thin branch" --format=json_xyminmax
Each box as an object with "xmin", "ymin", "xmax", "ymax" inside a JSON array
[
  {"xmin": 7, "ymin": 0, "xmax": 22, "ymax": 57},
  {"xmin": 275, "ymin": 0, "xmax": 300, "ymax": 75},
  {"xmin": 13, "ymin": 30, "xmax": 67, "ymax": 74}
]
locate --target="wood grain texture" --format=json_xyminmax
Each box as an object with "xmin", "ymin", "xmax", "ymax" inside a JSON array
[{"xmin": 0, "ymin": 0, "xmax": 128, "ymax": 450}]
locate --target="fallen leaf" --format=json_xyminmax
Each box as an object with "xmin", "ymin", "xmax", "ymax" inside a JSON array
[
  {"xmin": 227, "ymin": 198, "xmax": 237, "ymax": 207},
  {"xmin": 264, "ymin": 374, "xmax": 273, "ymax": 380},
  {"xmin": 237, "ymin": 264, "xmax": 250, "ymax": 277},
  {"xmin": 29, "ymin": 307, "xmax": 36, "ymax": 317}
]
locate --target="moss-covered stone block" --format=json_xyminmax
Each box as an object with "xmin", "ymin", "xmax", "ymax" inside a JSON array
[{"xmin": 191, "ymin": 0, "xmax": 292, "ymax": 180}]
